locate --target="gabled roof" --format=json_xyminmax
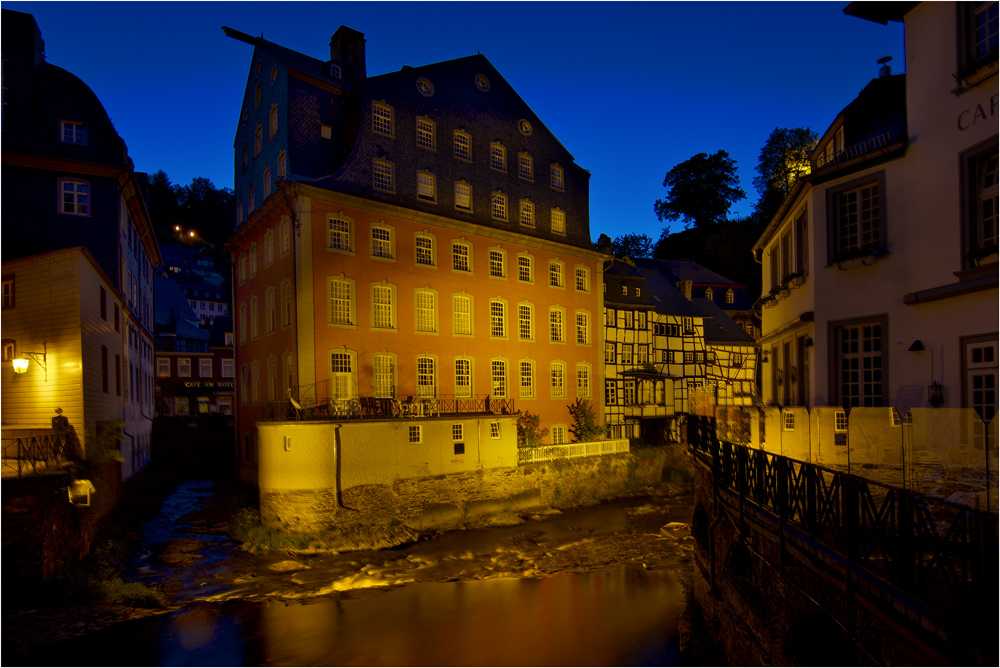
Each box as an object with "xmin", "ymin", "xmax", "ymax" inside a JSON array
[
  {"xmin": 632, "ymin": 264, "xmax": 705, "ymax": 318},
  {"xmin": 223, "ymin": 27, "xmax": 347, "ymax": 91},
  {"xmin": 692, "ymin": 298, "xmax": 756, "ymax": 345},
  {"xmin": 638, "ymin": 258, "xmax": 745, "ymax": 288},
  {"xmin": 154, "ymin": 274, "xmax": 203, "ymax": 334}
]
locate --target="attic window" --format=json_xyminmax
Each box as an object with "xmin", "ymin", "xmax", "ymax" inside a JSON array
[
  {"xmin": 416, "ymin": 78, "xmax": 434, "ymax": 97},
  {"xmin": 270, "ymin": 66, "xmax": 277, "ymax": 84},
  {"xmin": 474, "ymin": 74, "xmax": 490, "ymax": 92},
  {"xmin": 330, "ymin": 63, "xmax": 343, "ymax": 79},
  {"xmin": 320, "ymin": 124, "xmax": 332, "ymax": 140}
]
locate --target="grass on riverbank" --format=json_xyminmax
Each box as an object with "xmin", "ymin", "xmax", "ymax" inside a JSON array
[
  {"xmin": 230, "ymin": 508, "xmax": 420, "ymax": 554},
  {"xmin": 46, "ymin": 539, "xmax": 168, "ymax": 609}
]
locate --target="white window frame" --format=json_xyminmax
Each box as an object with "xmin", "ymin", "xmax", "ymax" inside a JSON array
[
  {"xmin": 371, "ymin": 281, "xmax": 397, "ymax": 331},
  {"xmin": 414, "ymin": 287, "xmax": 437, "ymax": 333},
  {"xmin": 452, "ymin": 293, "xmax": 473, "ymax": 337},
  {"xmin": 517, "ymin": 302, "xmax": 534, "ymax": 342},
  {"xmin": 551, "ymin": 209, "xmax": 566, "ymax": 235},
  {"xmin": 576, "ymin": 363, "xmax": 591, "ymax": 399},
  {"xmin": 519, "ymin": 200, "xmax": 535, "ymax": 228},
  {"xmin": 373, "ymin": 159, "xmax": 395, "ymax": 193},
  {"xmin": 58, "ymin": 178, "xmax": 90, "ymax": 216},
  {"xmin": 454, "ymin": 181, "xmax": 473, "ymax": 212},
  {"xmin": 327, "ymin": 215, "xmax": 355, "ymax": 254},
  {"xmin": 59, "ymin": 119, "xmax": 88, "ymax": 145},
  {"xmin": 574, "ymin": 265, "xmax": 590, "ymax": 292},
  {"xmin": 491, "ymin": 357, "xmax": 509, "ymax": 398},
  {"xmin": 489, "ymin": 247, "xmax": 507, "ymax": 279},
  {"xmin": 550, "ymin": 361, "xmax": 567, "ymax": 399},
  {"xmin": 491, "ymin": 192, "xmax": 508, "ymax": 220},
  {"xmin": 549, "ymin": 307, "xmax": 565, "ymax": 344},
  {"xmin": 455, "ymin": 356, "xmax": 473, "ymax": 399},
  {"xmin": 452, "ymin": 240, "xmax": 472, "ymax": 273},
  {"xmin": 519, "ymin": 359, "xmax": 535, "ymax": 399},
  {"xmin": 518, "ymin": 152, "xmax": 533, "ymax": 181},
  {"xmin": 576, "ymin": 310, "xmax": 590, "ymax": 345},
  {"xmin": 549, "ymin": 259, "xmax": 565, "ymax": 288},
  {"xmin": 417, "ymin": 171, "xmax": 436, "ymax": 202},
  {"xmin": 372, "ymin": 102, "xmax": 394, "ymax": 136},
  {"xmin": 550, "ymin": 164, "xmax": 564, "ymax": 190},
  {"xmin": 489, "ymin": 298, "xmax": 508, "ymax": 339},
  {"xmin": 415, "ymin": 231, "xmax": 437, "ymax": 267},
  {"xmin": 371, "ymin": 223, "xmax": 396, "ymax": 260},
  {"xmin": 328, "ymin": 275, "xmax": 356, "ymax": 327},
  {"xmin": 490, "ymin": 143, "xmax": 506, "ymax": 172},
  {"xmin": 178, "ymin": 358, "xmax": 192, "ymax": 378},
  {"xmin": 416, "ymin": 117, "xmax": 435, "ymax": 150},
  {"xmin": 453, "ymin": 130, "xmax": 472, "ymax": 161}
]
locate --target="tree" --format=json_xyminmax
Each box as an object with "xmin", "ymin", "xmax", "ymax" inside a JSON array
[
  {"xmin": 516, "ymin": 411, "xmax": 548, "ymax": 448},
  {"xmin": 567, "ymin": 399, "xmax": 605, "ymax": 443},
  {"xmin": 751, "ymin": 127, "xmax": 818, "ymax": 224},
  {"xmin": 610, "ymin": 233, "xmax": 654, "ymax": 260},
  {"xmin": 653, "ymin": 150, "xmax": 746, "ymax": 229},
  {"xmin": 146, "ymin": 173, "xmax": 236, "ymax": 248}
]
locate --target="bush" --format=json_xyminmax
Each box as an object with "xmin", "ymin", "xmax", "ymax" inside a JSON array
[
  {"xmin": 517, "ymin": 411, "xmax": 548, "ymax": 448},
  {"xmin": 567, "ymin": 399, "xmax": 606, "ymax": 442}
]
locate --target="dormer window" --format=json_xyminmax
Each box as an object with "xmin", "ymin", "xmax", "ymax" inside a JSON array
[
  {"xmin": 330, "ymin": 62, "xmax": 343, "ymax": 79},
  {"xmin": 59, "ymin": 120, "xmax": 88, "ymax": 145}
]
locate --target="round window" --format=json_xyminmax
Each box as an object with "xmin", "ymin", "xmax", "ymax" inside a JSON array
[
  {"xmin": 518, "ymin": 119, "xmax": 532, "ymax": 136},
  {"xmin": 416, "ymin": 77, "xmax": 434, "ymax": 97},
  {"xmin": 474, "ymin": 74, "xmax": 490, "ymax": 92}
]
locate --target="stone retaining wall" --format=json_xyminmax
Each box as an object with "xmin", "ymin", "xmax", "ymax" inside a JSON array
[{"xmin": 260, "ymin": 443, "xmax": 692, "ymax": 532}]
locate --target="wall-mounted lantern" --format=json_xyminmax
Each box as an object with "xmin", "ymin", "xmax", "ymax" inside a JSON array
[{"xmin": 12, "ymin": 343, "xmax": 47, "ymax": 380}]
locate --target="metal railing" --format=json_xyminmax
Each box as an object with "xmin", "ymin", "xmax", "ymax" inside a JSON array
[
  {"xmin": 255, "ymin": 393, "xmax": 516, "ymax": 422},
  {"xmin": 518, "ymin": 438, "xmax": 630, "ymax": 464},
  {"xmin": 1, "ymin": 429, "xmax": 72, "ymax": 477},
  {"xmin": 690, "ymin": 416, "xmax": 998, "ymax": 626},
  {"xmin": 811, "ymin": 131, "xmax": 891, "ymax": 170}
]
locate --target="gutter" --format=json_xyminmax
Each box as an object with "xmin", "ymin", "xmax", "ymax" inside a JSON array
[{"xmin": 903, "ymin": 274, "xmax": 998, "ymax": 305}]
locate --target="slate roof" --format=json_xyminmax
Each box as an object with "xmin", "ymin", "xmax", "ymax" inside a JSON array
[
  {"xmin": 154, "ymin": 275, "xmax": 207, "ymax": 341},
  {"xmin": 637, "ymin": 258, "xmax": 743, "ymax": 288},
  {"xmin": 632, "ymin": 264, "xmax": 705, "ymax": 318},
  {"xmin": 692, "ymin": 298, "xmax": 756, "ymax": 345}
]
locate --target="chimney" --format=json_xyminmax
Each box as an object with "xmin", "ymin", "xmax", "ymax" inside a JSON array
[
  {"xmin": 677, "ymin": 280, "xmax": 693, "ymax": 301},
  {"xmin": 877, "ymin": 55, "xmax": 892, "ymax": 78},
  {"xmin": 330, "ymin": 26, "xmax": 366, "ymax": 80}
]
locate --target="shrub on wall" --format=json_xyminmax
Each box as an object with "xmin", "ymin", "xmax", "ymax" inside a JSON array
[
  {"xmin": 516, "ymin": 411, "xmax": 548, "ymax": 448},
  {"xmin": 567, "ymin": 399, "xmax": 606, "ymax": 442}
]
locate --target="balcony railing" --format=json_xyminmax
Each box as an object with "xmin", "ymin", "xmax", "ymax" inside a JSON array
[
  {"xmin": 518, "ymin": 438, "xmax": 631, "ymax": 464},
  {"xmin": 811, "ymin": 131, "xmax": 891, "ymax": 171},
  {"xmin": 1, "ymin": 429, "xmax": 71, "ymax": 477},
  {"xmin": 254, "ymin": 393, "xmax": 516, "ymax": 423}
]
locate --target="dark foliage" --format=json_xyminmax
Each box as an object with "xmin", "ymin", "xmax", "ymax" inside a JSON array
[{"xmin": 653, "ymin": 150, "xmax": 746, "ymax": 228}]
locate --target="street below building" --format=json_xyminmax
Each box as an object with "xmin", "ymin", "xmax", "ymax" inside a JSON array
[{"xmin": 6, "ymin": 480, "xmax": 710, "ymax": 666}]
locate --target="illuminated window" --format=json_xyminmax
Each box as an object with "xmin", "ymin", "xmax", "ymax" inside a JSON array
[
  {"xmin": 705, "ymin": 287, "xmax": 714, "ymax": 300},
  {"xmin": 605, "ymin": 380, "xmax": 617, "ymax": 405},
  {"xmin": 372, "ymin": 102, "xmax": 393, "ymax": 136},
  {"xmin": 415, "ymin": 289, "xmax": 436, "ymax": 332},
  {"xmin": 549, "ymin": 308, "xmax": 564, "ymax": 343},
  {"xmin": 373, "ymin": 353, "xmax": 395, "ymax": 398},
  {"xmin": 178, "ymin": 358, "xmax": 192, "ymax": 378},
  {"xmin": 491, "ymin": 359, "xmax": 508, "ymax": 398},
  {"xmin": 518, "ymin": 303, "xmax": 533, "ymax": 341},
  {"xmin": 372, "ymin": 225, "xmax": 394, "ymax": 259},
  {"xmin": 249, "ymin": 296, "xmax": 259, "ymax": 340},
  {"xmin": 518, "ymin": 153, "xmax": 533, "ymax": 180},
  {"xmin": 489, "ymin": 249, "xmax": 506, "ymax": 278},
  {"xmin": 416, "ymin": 356, "xmax": 436, "ymax": 397},
  {"xmin": 520, "ymin": 200, "xmax": 535, "ymax": 227},
  {"xmin": 491, "ymin": 192, "xmax": 507, "ymax": 220},
  {"xmin": 550, "ymin": 362, "xmax": 566, "ymax": 399},
  {"xmin": 269, "ymin": 103, "xmax": 278, "ymax": 139},
  {"xmin": 328, "ymin": 217, "xmax": 353, "ymax": 252},
  {"xmin": 455, "ymin": 358, "xmax": 472, "ymax": 398},
  {"xmin": 372, "ymin": 284, "xmax": 394, "ymax": 329},
  {"xmin": 518, "ymin": 254, "xmax": 533, "ymax": 283},
  {"xmin": 575, "ymin": 267, "xmax": 589, "ymax": 292},
  {"xmin": 416, "ymin": 118, "xmax": 435, "ymax": 149},
  {"xmin": 519, "ymin": 360, "xmax": 535, "ymax": 399},
  {"xmin": 59, "ymin": 179, "xmax": 90, "ymax": 216},
  {"xmin": 249, "ymin": 243, "xmax": 258, "ymax": 277},
  {"xmin": 59, "ymin": 120, "xmax": 88, "ymax": 145},
  {"xmin": 281, "ymin": 278, "xmax": 292, "ymax": 327},
  {"xmin": 783, "ymin": 412, "xmax": 795, "ymax": 430},
  {"xmin": 265, "ymin": 286, "xmax": 276, "ymax": 333},
  {"xmin": 254, "ymin": 124, "xmax": 262, "ymax": 156},
  {"xmin": 453, "ymin": 294, "xmax": 472, "ymax": 335},
  {"xmin": 726, "ymin": 289, "xmax": 734, "ymax": 304},
  {"xmin": 454, "ymin": 182, "xmax": 472, "ymax": 211},
  {"xmin": 415, "ymin": 234, "xmax": 435, "ymax": 266},
  {"xmin": 549, "ymin": 260, "xmax": 564, "ymax": 288},
  {"xmin": 416, "ymin": 172, "xmax": 436, "ymax": 202},
  {"xmin": 454, "ymin": 131, "xmax": 472, "ymax": 160},
  {"xmin": 552, "ymin": 426, "xmax": 566, "ymax": 445},
  {"xmin": 550, "ymin": 164, "xmax": 564, "ymax": 190},
  {"xmin": 452, "ymin": 241, "xmax": 471, "ymax": 272},
  {"xmin": 264, "ymin": 229, "xmax": 274, "ymax": 266},
  {"xmin": 576, "ymin": 311, "xmax": 589, "ymax": 344},
  {"xmin": 490, "ymin": 143, "xmax": 506, "ymax": 171},
  {"xmin": 605, "ymin": 342, "xmax": 616, "ymax": 363},
  {"xmin": 490, "ymin": 300, "xmax": 507, "ymax": 338},
  {"xmin": 157, "ymin": 358, "xmax": 170, "ymax": 378},
  {"xmin": 329, "ymin": 278, "xmax": 353, "ymax": 325},
  {"xmin": 490, "ymin": 422, "xmax": 501, "ymax": 439},
  {"xmin": 576, "ymin": 363, "xmax": 591, "ymax": 398},
  {"xmin": 330, "ymin": 351, "xmax": 354, "ymax": 400},
  {"xmin": 551, "ymin": 209, "xmax": 566, "ymax": 235},
  {"xmin": 373, "ymin": 160, "xmax": 394, "ymax": 192},
  {"xmin": 278, "ymin": 150, "xmax": 287, "ymax": 178}
]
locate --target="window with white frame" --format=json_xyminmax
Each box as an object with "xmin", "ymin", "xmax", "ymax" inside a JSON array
[
  {"xmin": 605, "ymin": 308, "xmax": 615, "ymax": 326},
  {"xmin": 783, "ymin": 411, "xmax": 796, "ymax": 430},
  {"xmin": 726, "ymin": 289, "xmax": 734, "ymax": 304},
  {"xmin": 520, "ymin": 200, "xmax": 535, "ymax": 227},
  {"xmin": 372, "ymin": 284, "xmax": 394, "ymax": 329},
  {"xmin": 281, "ymin": 278, "xmax": 292, "ymax": 327},
  {"xmin": 551, "ymin": 209, "xmax": 566, "ymax": 235},
  {"xmin": 157, "ymin": 358, "xmax": 170, "ymax": 377},
  {"xmin": 269, "ymin": 103, "xmax": 278, "ymax": 139},
  {"xmin": 490, "ymin": 300, "xmax": 506, "ymax": 338},
  {"xmin": 249, "ymin": 243, "xmax": 258, "ymax": 277},
  {"xmin": 831, "ymin": 176, "xmax": 882, "ymax": 260},
  {"xmin": 198, "ymin": 358, "xmax": 212, "ymax": 379},
  {"xmin": 278, "ymin": 150, "xmax": 287, "ymax": 179},
  {"xmin": 622, "ymin": 344, "xmax": 633, "ymax": 365},
  {"xmin": 453, "ymin": 294, "xmax": 472, "ymax": 335},
  {"xmin": 455, "ymin": 358, "xmax": 472, "ymax": 398},
  {"xmin": 238, "ymin": 255, "xmax": 246, "ymax": 284},
  {"xmin": 454, "ymin": 182, "xmax": 472, "ymax": 211},
  {"xmin": 415, "ymin": 289, "xmax": 436, "ymax": 332},
  {"xmin": 59, "ymin": 119, "xmax": 88, "ymax": 145},
  {"xmin": 550, "ymin": 164, "xmax": 564, "ymax": 190},
  {"xmin": 372, "ymin": 353, "xmax": 395, "ymax": 398},
  {"xmin": 178, "ymin": 358, "xmax": 192, "ymax": 378},
  {"xmin": 415, "ymin": 233, "xmax": 435, "ymax": 266},
  {"xmin": 265, "ymin": 287, "xmax": 276, "ymax": 333},
  {"xmin": 549, "ymin": 260, "xmax": 564, "ymax": 288},
  {"xmin": 552, "ymin": 426, "xmax": 567, "ymax": 445},
  {"xmin": 576, "ymin": 363, "xmax": 591, "ymax": 398},
  {"xmin": 519, "ymin": 360, "xmax": 535, "ymax": 399},
  {"xmin": 491, "ymin": 192, "xmax": 507, "ymax": 220},
  {"xmin": 328, "ymin": 217, "xmax": 353, "ymax": 252},
  {"xmin": 409, "ymin": 424, "xmax": 424, "ymax": 444},
  {"xmin": 636, "ymin": 345, "xmax": 648, "ymax": 365},
  {"xmin": 489, "ymin": 249, "xmax": 506, "ymax": 278},
  {"xmin": 330, "ymin": 351, "xmax": 354, "ymax": 399},
  {"xmin": 417, "ymin": 172, "xmax": 436, "ymax": 202},
  {"xmin": 965, "ymin": 144, "xmax": 998, "ymax": 266},
  {"xmin": 550, "ymin": 362, "xmax": 566, "ymax": 399},
  {"xmin": 239, "ymin": 302, "xmax": 247, "ymax": 344},
  {"xmin": 416, "ymin": 118, "xmax": 435, "ymax": 149},
  {"xmin": 550, "ymin": 308, "xmax": 564, "ymax": 343},
  {"xmin": 605, "ymin": 342, "xmax": 616, "ymax": 363},
  {"xmin": 518, "ymin": 153, "xmax": 533, "ymax": 180},
  {"xmin": 576, "ymin": 312, "xmax": 589, "ymax": 345},
  {"xmin": 518, "ymin": 254, "xmax": 533, "ymax": 282},
  {"xmin": 416, "ymin": 356, "xmax": 436, "ymax": 397},
  {"xmin": 834, "ymin": 320, "xmax": 884, "ymax": 408},
  {"xmin": 490, "ymin": 422, "xmax": 501, "ymax": 439},
  {"xmin": 222, "ymin": 358, "xmax": 234, "ymax": 378},
  {"xmin": 329, "ymin": 277, "xmax": 353, "ymax": 325},
  {"xmin": 575, "ymin": 267, "xmax": 589, "ymax": 292},
  {"xmin": 59, "ymin": 179, "xmax": 90, "ymax": 215},
  {"xmin": 255, "ymin": 124, "xmax": 262, "ymax": 156},
  {"xmin": 454, "ymin": 131, "xmax": 472, "ymax": 160},
  {"xmin": 518, "ymin": 303, "xmax": 533, "ymax": 341},
  {"xmin": 372, "ymin": 225, "xmax": 394, "ymax": 259},
  {"xmin": 490, "ymin": 143, "xmax": 506, "ymax": 171},
  {"xmin": 623, "ymin": 380, "xmax": 636, "ymax": 405},
  {"xmin": 2, "ymin": 278, "xmax": 13, "ymax": 310},
  {"xmin": 452, "ymin": 241, "xmax": 471, "ymax": 272},
  {"xmin": 491, "ymin": 359, "xmax": 508, "ymax": 398},
  {"xmin": 372, "ymin": 102, "xmax": 393, "ymax": 135},
  {"xmin": 605, "ymin": 380, "xmax": 617, "ymax": 405},
  {"xmin": 373, "ymin": 160, "xmax": 394, "ymax": 192}
]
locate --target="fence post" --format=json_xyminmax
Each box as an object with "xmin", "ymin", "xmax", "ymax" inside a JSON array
[{"xmin": 778, "ymin": 455, "xmax": 788, "ymax": 573}]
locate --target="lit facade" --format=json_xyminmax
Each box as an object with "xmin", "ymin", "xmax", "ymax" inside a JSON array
[
  {"xmin": 753, "ymin": 2, "xmax": 997, "ymax": 425},
  {"xmin": 225, "ymin": 26, "xmax": 606, "ymax": 484},
  {"xmin": 1, "ymin": 10, "xmax": 161, "ymax": 479}
]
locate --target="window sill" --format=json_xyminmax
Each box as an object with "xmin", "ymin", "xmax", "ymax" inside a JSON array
[
  {"xmin": 827, "ymin": 249, "xmax": 888, "ymax": 270},
  {"xmin": 326, "ymin": 248, "xmax": 357, "ymax": 257}
]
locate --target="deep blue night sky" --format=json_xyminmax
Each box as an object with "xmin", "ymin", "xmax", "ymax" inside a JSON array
[{"xmin": 7, "ymin": 1, "xmax": 904, "ymax": 241}]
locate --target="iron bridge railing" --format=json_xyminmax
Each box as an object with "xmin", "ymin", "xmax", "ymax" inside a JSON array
[
  {"xmin": 255, "ymin": 393, "xmax": 516, "ymax": 422},
  {"xmin": 1, "ymin": 429, "xmax": 72, "ymax": 477},
  {"xmin": 689, "ymin": 416, "xmax": 998, "ymax": 628}
]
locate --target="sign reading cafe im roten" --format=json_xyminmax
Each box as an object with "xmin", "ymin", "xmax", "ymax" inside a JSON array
[
  {"xmin": 957, "ymin": 92, "xmax": 998, "ymax": 131},
  {"xmin": 179, "ymin": 380, "xmax": 235, "ymax": 389}
]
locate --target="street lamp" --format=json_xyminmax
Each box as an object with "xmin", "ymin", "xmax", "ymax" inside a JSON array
[{"xmin": 12, "ymin": 343, "xmax": 47, "ymax": 380}]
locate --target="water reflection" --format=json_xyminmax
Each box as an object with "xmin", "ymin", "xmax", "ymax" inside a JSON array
[{"xmin": 16, "ymin": 565, "xmax": 687, "ymax": 666}]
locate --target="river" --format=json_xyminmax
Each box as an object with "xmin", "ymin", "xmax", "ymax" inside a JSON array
[{"xmin": 13, "ymin": 481, "xmax": 697, "ymax": 666}]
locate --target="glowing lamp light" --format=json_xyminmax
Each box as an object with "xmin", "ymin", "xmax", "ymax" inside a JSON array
[{"xmin": 12, "ymin": 356, "xmax": 29, "ymax": 373}]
